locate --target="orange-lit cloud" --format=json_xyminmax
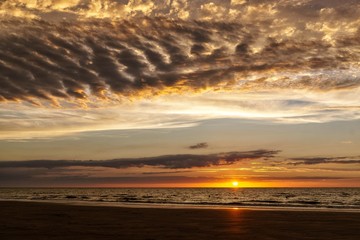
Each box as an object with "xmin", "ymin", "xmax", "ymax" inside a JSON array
[
  {"xmin": 2, "ymin": 1, "xmax": 360, "ymax": 104},
  {"xmin": 1, "ymin": 1, "xmax": 360, "ymax": 140},
  {"xmin": 1, "ymin": 0, "xmax": 360, "ymax": 171}
]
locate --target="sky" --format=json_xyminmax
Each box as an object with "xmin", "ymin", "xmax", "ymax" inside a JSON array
[{"xmin": 0, "ymin": 0, "xmax": 359, "ymax": 187}]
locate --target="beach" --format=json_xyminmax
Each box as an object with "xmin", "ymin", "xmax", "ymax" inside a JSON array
[{"xmin": 0, "ymin": 201, "xmax": 359, "ymax": 240}]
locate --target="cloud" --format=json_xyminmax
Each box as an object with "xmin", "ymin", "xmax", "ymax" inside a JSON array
[
  {"xmin": 0, "ymin": 149, "xmax": 280, "ymax": 169},
  {"xmin": 288, "ymin": 156, "xmax": 360, "ymax": 165},
  {"xmin": 1, "ymin": 1, "xmax": 360, "ymax": 105},
  {"xmin": 188, "ymin": 142, "xmax": 208, "ymax": 149},
  {"xmin": 249, "ymin": 176, "xmax": 349, "ymax": 181},
  {"xmin": 0, "ymin": 17, "xmax": 244, "ymax": 103},
  {"xmin": 142, "ymin": 170, "xmax": 192, "ymax": 175},
  {"xmin": 1, "ymin": 0, "xmax": 360, "ymax": 138}
]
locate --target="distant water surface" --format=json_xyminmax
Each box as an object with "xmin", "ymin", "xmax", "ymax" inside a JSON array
[{"xmin": 0, "ymin": 188, "xmax": 359, "ymax": 209}]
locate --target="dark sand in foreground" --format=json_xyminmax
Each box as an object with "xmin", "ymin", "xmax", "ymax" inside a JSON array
[{"xmin": 1, "ymin": 201, "xmax": 359, "ymax": 240}]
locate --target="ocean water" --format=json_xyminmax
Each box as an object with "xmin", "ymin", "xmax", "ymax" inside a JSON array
[{"xmin": 0, "ymin": 188, "xmax": 359, "ymax": 209}]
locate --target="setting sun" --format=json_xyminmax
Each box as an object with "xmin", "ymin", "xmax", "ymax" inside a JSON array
[{"xmin": 232, "ymin": 181, "xmax": 239, "ymax": 187}]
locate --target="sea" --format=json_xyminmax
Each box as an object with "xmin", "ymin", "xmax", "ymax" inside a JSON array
[{"xmin": 0, "ymin": 188, "xmax": 359, "ymax": 210}]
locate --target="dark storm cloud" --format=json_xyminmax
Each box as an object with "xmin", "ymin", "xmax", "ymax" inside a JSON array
[
  {"xmin": 188, "ymin": 142, "xmax": 208, "ymax": 149},
  {"xmin": 1, "ymin": 0, "xmax": 360, "ymax": 104},
  {"xmin": 0, "ymin": 150, "xmax": 280, "ymax": 169},
  {"xmin": 288, "ymin": 157, "xmax": 360, "ymax": 165}
]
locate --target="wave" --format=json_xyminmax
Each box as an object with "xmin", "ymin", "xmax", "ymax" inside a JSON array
[{"xmin": 1, "ymin": 188, "xmax": 359, "ymax": 210}]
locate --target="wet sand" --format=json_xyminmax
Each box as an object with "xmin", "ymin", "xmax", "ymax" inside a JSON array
[{"xmin": 0, "ymin": 201, "xmax": 359, "ymax": 240}]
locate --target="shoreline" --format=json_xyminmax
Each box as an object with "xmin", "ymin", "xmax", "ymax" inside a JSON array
[
  {"xmin": 1, "ymin": 198, "xmax": 360, "ymax": 213},
  {"xmin": 1, "ymin": 200, "xmax": 359, "ymax": 240}
]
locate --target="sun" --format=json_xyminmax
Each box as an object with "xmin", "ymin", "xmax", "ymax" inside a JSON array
[{"xmin": 232, "ymin": 181, "xmax": 239, "ymax": 187}]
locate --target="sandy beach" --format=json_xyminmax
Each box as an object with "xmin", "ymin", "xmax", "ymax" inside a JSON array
[{"xmin": 0, "ymin": 201, "xmax": 359, "ymax": 240}]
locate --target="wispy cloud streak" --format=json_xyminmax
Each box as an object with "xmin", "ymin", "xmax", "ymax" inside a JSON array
[
  {"xmin": 0, "ymin": 150, "xmax": 280, "ymax": 169},
  {"xmin": 288, "ymin": 157, "xmax": 360, "ymax": 165},
  {"xmin": 188, "ymin": 142, "xmax": 208, "ymax": 149}
]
